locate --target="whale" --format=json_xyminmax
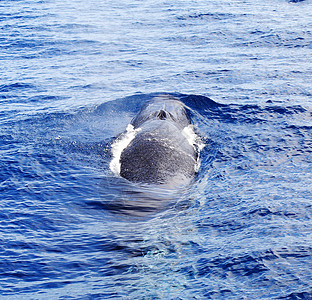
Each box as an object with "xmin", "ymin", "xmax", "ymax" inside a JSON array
[{"xmin": 113, "ymin": 95, "xmax": 198, "ymax": 185}]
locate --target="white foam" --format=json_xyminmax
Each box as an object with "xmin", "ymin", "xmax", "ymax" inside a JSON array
[
  {"xmin": 109, "ymin": 124, "xmax": 141, "ymax": 175},
  {"xmin": 182, "ymin": 125, "xmax": 205, "ymax": 172},
  {"xmin": 182, "ymin": 125, "xmax": 205, "ymax": 151}
]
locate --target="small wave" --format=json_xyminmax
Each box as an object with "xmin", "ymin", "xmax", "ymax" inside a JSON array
[
  {"xmin": 0, "ymin": 82, "xmax": 36, "ymax": 93},
  {"xmin": 177, "ymin": 12, "xmax": 246, "ymax": 21}
]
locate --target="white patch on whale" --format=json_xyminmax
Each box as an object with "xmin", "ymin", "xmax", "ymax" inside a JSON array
[{"xmin": 109, "ymin": 124, "xmax": 141, "ymax": 175}]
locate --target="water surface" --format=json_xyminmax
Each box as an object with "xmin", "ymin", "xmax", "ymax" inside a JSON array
[{"xmin": 1, "ymin": 0, "xmax": 312, "ymax": 298}]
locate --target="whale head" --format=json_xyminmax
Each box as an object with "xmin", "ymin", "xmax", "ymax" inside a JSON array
[{"xmin": 131, "ymin": 95, "xmax": 191, "ymax": 129}]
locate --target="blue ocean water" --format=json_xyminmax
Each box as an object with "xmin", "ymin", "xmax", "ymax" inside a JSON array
[{"xmin": 1, "ymin": 0, "xmax": 312, "ymax": 298}]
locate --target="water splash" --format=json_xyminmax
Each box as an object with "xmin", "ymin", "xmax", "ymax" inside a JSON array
[{"xmin": 109, "ymin": 124, "xmax": 141, "ymax": 175}]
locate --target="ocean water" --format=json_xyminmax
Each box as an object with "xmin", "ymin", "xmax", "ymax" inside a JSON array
[{"xmin": 1, "ymin": 0, "xmax": 312, "ymax": 299}]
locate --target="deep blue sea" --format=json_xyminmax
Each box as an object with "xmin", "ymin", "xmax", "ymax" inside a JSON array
[{"xmin": 1, "ymin": 0, "xmax": 312, "ymax": 298}]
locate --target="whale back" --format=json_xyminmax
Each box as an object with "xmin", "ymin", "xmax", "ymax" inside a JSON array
[{"xmin": 120, "ymin": 120, "xmax": 196, "ymax": 184}]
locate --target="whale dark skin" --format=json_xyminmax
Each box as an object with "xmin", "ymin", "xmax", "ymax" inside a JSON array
[{"xmin": 119, "ymin": 95, "xmax": 196, "ymax": 185}]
